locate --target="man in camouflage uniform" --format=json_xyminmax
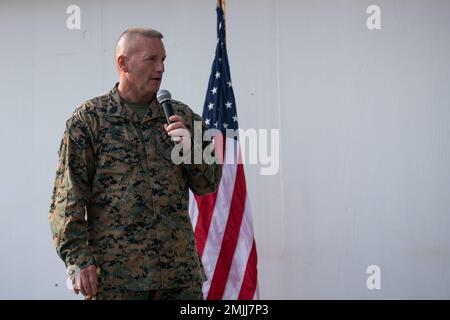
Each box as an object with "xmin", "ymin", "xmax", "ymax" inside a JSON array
[{"xmin": 48, "ymin": 28, "xmax": 222, "ymax": 300}]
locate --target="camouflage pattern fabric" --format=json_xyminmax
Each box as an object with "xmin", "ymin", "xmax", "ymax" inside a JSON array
[
  {"xmin": 88, "ymin": 282, "xmax": 203, "ymax": 300},
  {"xmin": 49, "ymin": 83, "xmax": 221, "ymax": 292}
]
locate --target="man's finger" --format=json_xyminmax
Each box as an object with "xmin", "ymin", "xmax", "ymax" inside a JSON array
[
  {"xmin": 88, "ymin": 270, "xmax": 98, "ymax": 295},
  {"xmin": 166, "ymin": 121, "xmax": 185, "ymax": 132},
  {"xmin": 81, "ymin": 272, "xmax": 93, "ymax": 297},
  {"xmin": 74, "ymin": 274, "xmax": 84, "ymax": 294},
  {"xmin": 167, "ymin": 128, "xmax": 190, "ymax": 138},
  {"xmin": 79, "ymin": 281, "xmax": 88, "ymax": 297},
  {"xmin": 168, "ymin": 115, "xmax": 183, "ymax": 123}
]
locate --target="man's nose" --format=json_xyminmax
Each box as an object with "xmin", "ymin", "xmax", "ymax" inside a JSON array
[{"xmin": 156, "ymin": 61, "xmax": 165, "ymax": 73}]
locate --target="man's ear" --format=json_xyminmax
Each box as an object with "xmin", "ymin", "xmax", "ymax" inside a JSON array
[{"xmin": 117, "ymin": 55, "xmax": 128, "ymax": 72}]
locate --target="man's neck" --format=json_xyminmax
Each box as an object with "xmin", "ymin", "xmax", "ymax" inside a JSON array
[{"xmin": 118, "ymin": 82, "xmax": 154, "ymax": 105}]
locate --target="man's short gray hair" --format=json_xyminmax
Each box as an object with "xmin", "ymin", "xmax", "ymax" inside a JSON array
[{"xmin": 115, "ymin": 27, "xmax": 164, "ymax": 56}]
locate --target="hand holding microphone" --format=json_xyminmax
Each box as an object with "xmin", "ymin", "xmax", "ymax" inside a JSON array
[
  {"xmin": 157, "ymin": 89, "xmax": 174, "ymax": 125},
  {"xmin": 157, "ymin": 89, "xmax": 192, "ymax": 153}
]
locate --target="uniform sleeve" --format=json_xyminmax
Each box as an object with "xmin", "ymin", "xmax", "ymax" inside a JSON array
[
  {"xmin": 183, "ymin": 112, "xmax": 222, "ymax": 195},
  {"xmin": 48, "ymin": 115, "xmax": 96, "ymax": 272}
]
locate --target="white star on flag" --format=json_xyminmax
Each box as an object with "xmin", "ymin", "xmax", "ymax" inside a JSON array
[
  {"xmin": 215, "ymin": 72, "xmax": 221, "ymax": 79},
  {"xmin": 208, "ymin": 102, "xmax": 214, "ymax": 110},
  {"xmin": 232, "ymin": 115, "xmax": 238, "ymax": 122},
  {"xmin": 205, "ymin": 118, "xmax": 210, "ymax": 126},
  {"xmin": 211, "ymin": 87, "xmax": 217, "ymax": 95},
  {"xmin": 223, "ymin": 123, "xmax": 228, "ymax": 129},
  {"xmin": 225, "ymin": 101, "xmax": 232, "ymax": 109},
  {"xmin": 227, "ymin": 81, "xmax": 232, "ymax": 87}
]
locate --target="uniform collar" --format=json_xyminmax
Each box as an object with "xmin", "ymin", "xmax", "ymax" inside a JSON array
[{"xmin": 107, "ymin": 83, "xmax": 165, "ymax": 123}]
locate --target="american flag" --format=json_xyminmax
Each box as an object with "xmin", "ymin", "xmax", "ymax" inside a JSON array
[{"xmin": 188, "ymin": 2, "xmax": 259, "ymax": 300}]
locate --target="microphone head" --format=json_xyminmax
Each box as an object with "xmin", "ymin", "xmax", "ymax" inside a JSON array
[{"xmin": 157, "ymin": 89, "xmax": 171, "ymax": 103}]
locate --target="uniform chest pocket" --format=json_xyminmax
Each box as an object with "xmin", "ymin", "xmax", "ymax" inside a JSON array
[
  {"xmin": 100, "ymin": 141, "xmax": 140, "ymax": 166},
  {"xmin": 96, "ymin": 138, "xmax": 141, "ymax": 193},
  {"xmin": 102, "ymin": 146, "xmax": 140, "ymax": 164}
]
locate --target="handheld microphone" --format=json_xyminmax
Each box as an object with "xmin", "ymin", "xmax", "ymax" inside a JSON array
[{"xmin": 157, "ymin": 89, "xmax": 174, "ymax": 124}]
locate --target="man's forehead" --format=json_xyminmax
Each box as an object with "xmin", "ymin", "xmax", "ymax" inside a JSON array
[
  {"xmin": 133, "ymin": 36, "xmax": 165, "ymax": 54},
  {"xmin": 134, "ymin": 36, "xmax": 163, "ymax": 47}
]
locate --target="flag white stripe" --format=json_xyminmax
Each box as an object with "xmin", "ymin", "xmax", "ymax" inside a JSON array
[{"xmin": 188, "ymin": 190, "xmax": 199, "ymax": 230}]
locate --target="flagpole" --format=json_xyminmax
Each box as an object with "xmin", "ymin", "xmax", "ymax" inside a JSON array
[
  {"xmin": 221, "ymin": 0, "xmax": 226, "ymax": 19},
  {"xmin": 221, "ymin": 0, "xmax": 227, "ymax": 43}
]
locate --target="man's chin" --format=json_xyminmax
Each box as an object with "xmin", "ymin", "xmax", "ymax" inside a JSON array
[
  {"xmin": 148, "ymin": 82, "xmax": 161, "ymax": 92},
  {"xmin": 139, "ymin": 85, "xmax": 159, "ymax": 97}
]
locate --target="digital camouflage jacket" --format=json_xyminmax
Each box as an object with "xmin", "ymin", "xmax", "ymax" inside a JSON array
[{"xmin": 49, "ymin": 84, "xmax": 221, "ymax": 291}]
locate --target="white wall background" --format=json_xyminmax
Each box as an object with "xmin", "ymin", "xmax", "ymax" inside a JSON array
[{"xmin": 0, "ymin": 0, "xmax": 449, "ymax": 299}]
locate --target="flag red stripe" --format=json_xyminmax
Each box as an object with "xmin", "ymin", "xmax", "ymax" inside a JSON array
[
  {"xmin": 207, "ymin": 163, "xmax": 247, "ymax": 299},
  {"xmin": 238, "ymin": 239, "xmax": 258, "ymax": 299},
  {"xmin": 194, "ymin": 192, "xmax": 218, "ymax": 256}
]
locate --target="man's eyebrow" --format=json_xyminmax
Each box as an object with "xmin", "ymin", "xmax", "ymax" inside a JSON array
[{"xmin": 144, "ymin": 54, "xmax": 166, "ymax": 60}]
